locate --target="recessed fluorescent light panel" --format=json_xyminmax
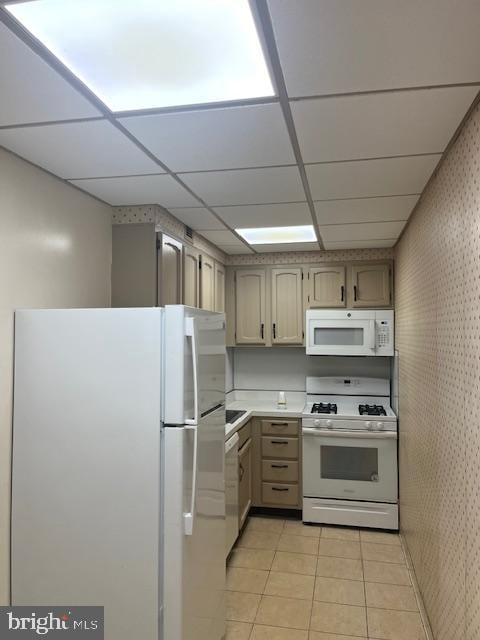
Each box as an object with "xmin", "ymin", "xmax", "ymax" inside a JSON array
[
  {"xmin": 236, "ymin": 225, "xmax": 317, "ymax": 245},
  {"xmin": 5, "ymin": 0, "xmax": 275, "ymax": 112}
]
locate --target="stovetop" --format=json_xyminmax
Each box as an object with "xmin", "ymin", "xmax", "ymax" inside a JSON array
[{"xmin": 303, "ymin": 395, "xmax": 396, "ymax": 421}]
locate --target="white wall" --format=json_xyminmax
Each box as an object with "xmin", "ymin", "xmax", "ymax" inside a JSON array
[
  {"xmin": 0, "ymin": 148, "xmax": 112, "ymax": 604},
  {"xmin": 233, "ymin": 348, "xmax": 391, "ymax": 391}
]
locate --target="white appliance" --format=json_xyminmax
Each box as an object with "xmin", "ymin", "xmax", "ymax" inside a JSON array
[
  {"xmin": 302, "ymin": 377, "xmax": 398, "ymax": 529},
  {"xmin": 306, "ymin": 309, "xmax": 394, "ymax": 356},
  {"xmin": 11, "ymin": 306, "xmax": 226, "ymax": 640},
  {"xmin": 225, "ymin": 432, "xmax": 239, "ymax": 556}
]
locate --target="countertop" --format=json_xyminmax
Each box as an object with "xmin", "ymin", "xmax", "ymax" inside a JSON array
[{"xmin": 225, "ymin": 390, "xmax": 305, "ymax": 441}]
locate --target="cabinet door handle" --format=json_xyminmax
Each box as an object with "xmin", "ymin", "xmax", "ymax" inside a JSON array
[
  {"xmin": 271, "ymin": 464, "xmax": 288, "ymax": 469},
  {"xmin": 272, "ymin": 487, "xmax": 289, "ymax": 492},
  {"xmin": 271, "ymin": 440, "xmax": 288, "ymax": 445},
  {"xmin": 239, "ymin": 462, "xmax": 244, "ymax": 481},
  {"xmin": 273, "ymin": 323, "xmax": 276, "ymax": 339},
  {"xmin": 353, "ymin": 285, "xmax": 358, "ymax": 301},
  {"xmin": 260, "ymin": 323, "xmax": 264, "ymax": 339},
  {"xmin": 341, "ymin": 285, "xmax": 344, "ymax": 301}
]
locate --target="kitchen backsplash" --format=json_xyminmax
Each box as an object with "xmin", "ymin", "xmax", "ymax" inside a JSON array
[
  {"xmin": 395, "ymin": 97, "xmax": 480, "ymax": 640},
  {"xmin": 232, "ymin": 347, "xmax": 391, "ymax": 392}
]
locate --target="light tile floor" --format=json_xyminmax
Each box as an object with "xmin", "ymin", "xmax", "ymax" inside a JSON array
[{"xmin": 226, "ymin": 516, "xmax": 429, "ymax": 640}]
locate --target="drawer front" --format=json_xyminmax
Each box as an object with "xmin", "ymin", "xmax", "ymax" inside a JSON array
[
  {"xmin": 262, "ymin": 482, "xmax": 299, "ymax": 506},
  {"xmin": 262, "ymin": 460, "xmax": 298, "ymax": 483},
  {"xmin": 262, "ymin": 419, "xmax": 299, "ymax": 437},
  {"xmin": 237, "ymin": 422, "xmax": 252, "ymax": 450},
  {"xmin": 261, "ymin": 436, "xmax": 298, "ymax": 459}
]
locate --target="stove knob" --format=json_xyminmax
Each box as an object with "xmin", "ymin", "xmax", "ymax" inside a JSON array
[
  {"xmin": 365, "ymin": 421, "xmax": 373, "ymax": 430},
  {"xmin": 314, "ymin": 419, "xmax": 321, "ymax": 427},
  {"xmin": 326, "ymin": 419, "xmax": 333, "ymax": 428},
  {"xmin": 376, "ymin": 421, "xmax": 384, "ymax": 430}
]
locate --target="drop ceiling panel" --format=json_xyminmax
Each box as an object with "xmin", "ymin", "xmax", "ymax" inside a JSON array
[
  {"xmin": 120, "ymin": 104, "xmax": 295, "ymax": 172},
  {"xmin": 320, "ymin": 221, "xmax": 406, "ymax": 242},
  {"xmin": 268, "ymin": 0, "xmax": 480, "ymax": 96},
  {"xmin": 69, "ymin": 174, "xmax": 199, "ymax": 206},
  {"xmin": 324, "ymin": 239, "xmax": 397, "ymax": 250},
  {"xmin": 306, "ymin": 155, "xmax": 440, "ymax": 201},
  {"xmin": 0, "ymin": 120, "xmax": 162, "ymax": 178},
  {"xmin": 315, "ymin": 195, "xmax": 419, "ymax": 225},
  {"xmin": 213, "ymin": 202, "xmax": 311, "ymax": 228},
  {"xmin": 254, "ymin": 242, "xmax": 318, "ymax": 253},
  {"xmin": 181, "ymin": 166, "xmax": 305, "ymax": 206},
  {"xmin": 292, "ymin": 86, "xmax": 478, "ymax": 163},
  {"xmin": 198, "ymin": 230, "xmax": 245, "ymax": 245},
  {"xmin": 168, "ymin": 207, "xmax": 226, "ymax": 231},
  {"xmin": 218, "ymin": 245, "xmax": 254, "ymax": 255},
  {"xmin": 0, "ymin": 22, "xmax": 100, "ymax": 126}
]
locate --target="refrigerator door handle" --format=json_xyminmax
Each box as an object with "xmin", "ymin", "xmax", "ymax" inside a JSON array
[
  {"xmin": 183, "ymin": 424, "xmax": 198, "ymax": 536},
  {"xmin": 185, "ymin": 317, "xmax": 199, "ymax": 426}
]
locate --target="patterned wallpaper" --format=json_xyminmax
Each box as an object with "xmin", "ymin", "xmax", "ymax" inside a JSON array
[
  {"xmin": 112, "ymin": 205, "xmax": 227, "ymax": 263},
  {"xmin": 395, "ymin": 98, "xmax": 480, "ymax": 640},
  {"xmin": 226, "ymin": 247, "xmax": 394, "ymax": 265}
]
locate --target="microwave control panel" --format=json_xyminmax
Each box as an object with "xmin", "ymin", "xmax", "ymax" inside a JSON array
[{"xmin": 375, "ymin": 313, "xmax": 394, "ymax": 354}]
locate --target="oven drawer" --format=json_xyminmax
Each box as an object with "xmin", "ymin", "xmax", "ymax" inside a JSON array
[
  {"xmin": 262, "ymin": 419, "xmax": 299, "ymax": 437},
  {"xmin": 262, "ymin": 482, "xmax": 299, "ymax": 506},
  {"xmin": 262, "ymin": 460, "xmax": 299, "ymax": 483},
  {"xmin": 262, "ymin": 436, "xmax": 298, "ymax": 459}
]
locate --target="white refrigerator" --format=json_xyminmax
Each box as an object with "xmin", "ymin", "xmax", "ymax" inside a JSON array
[{"xmin": 11, "ymin": 305, "xmax": 226, "ymax": 640}]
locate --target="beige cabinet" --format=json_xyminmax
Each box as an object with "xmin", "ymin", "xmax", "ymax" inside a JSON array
[
  {"xmin": 183, "ymin": 245, "xmax": 200, "ymax": 307},
  {"xmin": 235, "ymin": 269, "xmax": 266, "ymax": 344},
  {"xmin": 238, "ymin": 431, "xmax": 252, "ymax": 529},
  {"xmin": 214, "ymin": 261, "xmax": 226, "ymax": 313},
  {"xmin": 200, "ymin": 253, "xmax": 215, "ymax": 311},
  {"xmin": 271, "ymin": 267, "xmax": 303, "ymax": 344},
  {"xmin": 307, "ymin": 265, "xmax": 346, "ymax": 308},
  {"xmin": 159, "ymin": 235, "xmax": 182, "ymax": 305},
  {"xmin": 350, "ymin": 263, "xmax": 391, "ymax": 307}
]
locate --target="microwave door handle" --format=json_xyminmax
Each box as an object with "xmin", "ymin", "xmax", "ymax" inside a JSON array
[
  {"xmin": 366, "ymin": 319, "xmax": 376, "ymax": 350},
  {"xmin": 185, "ymin": 317, "xmax": 199, "ymax": 426},
  {"xmin": 183, "ymin": 424, "xmax": 198, "ymax": 535}
]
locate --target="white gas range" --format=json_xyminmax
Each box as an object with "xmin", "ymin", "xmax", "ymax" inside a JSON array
[{"xmin": 302, "ymin": 376, "xmax": 398, "ymax": 530}]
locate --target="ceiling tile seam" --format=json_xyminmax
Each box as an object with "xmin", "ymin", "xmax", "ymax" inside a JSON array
[
  {"xmin": 325, "ymin": 236, "xmax": 401, "ymax": 242},
  {"xmin": 175, "ymin": 163, "xmax": 297, "ymax": 175},
  {"xmin": 0, "ymin": 116, "xmax": 106, "ymax": 130},
  {"xmin": 304, "ymin": 152, "xmax": 443, "ymax": 166},
  {"xmin": 211, "ymin": 200, "xmax": 307, "ymax": 208},
  {"xmin": 66, "ymin": 172, "xmax": 166, "ymax": 181},
  {"xmin": 288, "ymin": 81, "xmax": 480, "ymax": 103},
  {"xmin": 0, "ymin": 6, "xmax": 257, "ymax": 254},
  {"xmin": 313, "ymin": 193, "xmax": 422, "ymax": 203},
  {"xmin": 318, "ymin": 219, "xmax": 409, "ymax": 227},
  {"xmin": 253, "ymin": 0, "xmax": 324, "ymax": 251}
]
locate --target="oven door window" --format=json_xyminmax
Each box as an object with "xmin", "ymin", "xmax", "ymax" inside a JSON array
[{"xmin": 321, "ymin": 445, "xmax": 378, "ymax": 482}]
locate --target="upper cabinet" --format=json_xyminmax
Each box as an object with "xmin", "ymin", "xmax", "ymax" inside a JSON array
[
  {"xmin": 159, "ymin": 235, "xmax": 182, "ymax": 305},
  {"xmin": 200, "ymin": 252, "xmax": 215, "ymax": 311},
  {"xmin": 350, "ymin": 263, "xmax": 391, "ymax": 308},
  {"xmin": 183, "ymin": 245, "xmax": 200, "ymax": 308},
  {"xmin": 271, "ymin": 267, "xmax": 303, "ymax": 344},
  {"xmin": 235, "ymin": 269, "xmax": 266, "ymax": 345},
  {"xmin": 214, "ymin": 262, "xmax": 226, "ymax": 313},
  {"xmin": 307, "ymin": 265, "xmax": 345, "ymax": 308}
]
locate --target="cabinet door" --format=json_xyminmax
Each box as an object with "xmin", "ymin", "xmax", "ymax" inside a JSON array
[
  {"xmin": 235, "ymin": 269, "xmax": 266, "ymax": 344},
  {"xmin": 271, "ymin": 267, "xmax": 303, "ymax": 344},
  {"xmin": 307, "ymin": 265, "xmax": 345, "ymax": 308},
  {"xmin": 214, "ymin": 262, "xmax": 225, "ymax": 313},
  {"xmin": 200, "ymin": 253, "xmax": 215, "ymax": 311},
  {"xmin": 183, "ymin": 245, "xmax": 200, "ymax": 307},
  {"xmin": 351, "ymin": 263, "xmax": 391, "ymax": 307},
  {"xmin": 159, "ymin": 235, "xmax": 182, "ymax": 305},
  {"xmin": 238, "ymin": 438, "xmax": 252, "ymax": 529}
]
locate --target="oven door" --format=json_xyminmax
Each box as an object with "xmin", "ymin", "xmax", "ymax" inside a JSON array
[
  {"xmin": 306, "ymin": 318, "xmax": 376, "ymax": 356},
  {"xmin": 302, "ymin": 429, "xmax": 397, "ymax": 503}
]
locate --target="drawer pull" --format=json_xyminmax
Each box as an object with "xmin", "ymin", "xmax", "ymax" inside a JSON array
[
  {"xmin": 272, "ymin": 422, "xmax": 289, "ymax": 426},
  {"xmin": 271, "ymin": 464, "xmax": 288, "ymax": 469},
  {"xmin": 272, "ymin": 487, "xmax": 289, "ymax": 492},
  {"xmin": 271, "ymin": 440, "xmax": 288, "ymax": 445}
]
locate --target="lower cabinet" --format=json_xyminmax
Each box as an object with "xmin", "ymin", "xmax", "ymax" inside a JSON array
[{"xmin": 238, "ymin": 422, "xmax": 253, "ymax": 529}]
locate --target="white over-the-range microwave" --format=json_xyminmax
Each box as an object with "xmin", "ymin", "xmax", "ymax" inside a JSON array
[{"xmin": 306, "ymin": 309, "xmax": 394, "ymax": 356}]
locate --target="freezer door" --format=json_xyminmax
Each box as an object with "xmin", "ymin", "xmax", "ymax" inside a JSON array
[
  {"xmin": 164, "ymin": 306, "xmax": 226, "ymax": 424},
  {"xmin": 163, "ymin": 404, "xmax": 226, "ymax": 640},
  {"xmin": 12, "ymin": 308, "xmax": 163, "ymax": 640}
]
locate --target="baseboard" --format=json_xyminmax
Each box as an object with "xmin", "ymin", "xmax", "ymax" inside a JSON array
[{"xmin": 400, "ymin": 533, "xmax": 435, "ymax": 640}]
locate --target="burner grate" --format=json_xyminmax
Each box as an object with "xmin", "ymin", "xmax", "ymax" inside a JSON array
[
  {"xmin": 311, "ymin": 402, "xmax": 338, "ymax": 415},
  {"xmin": 359, "ymin": 404, "xmax": 387, "ymax": 416}
]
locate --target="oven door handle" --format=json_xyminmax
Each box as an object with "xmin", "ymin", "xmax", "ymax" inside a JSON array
[{"xmin": 302, "ymin": 428, "xmax": 397, "ymax": 440}]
